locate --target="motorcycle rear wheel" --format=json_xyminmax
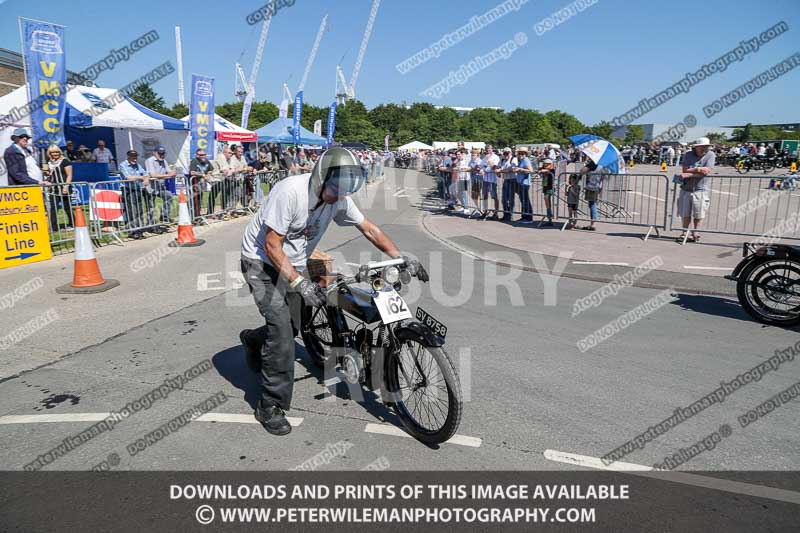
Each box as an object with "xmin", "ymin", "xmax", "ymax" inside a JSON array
[
  {"xmin": 737, "ymin": 259, "xmax": 800, "ymax": 327},
  {"xmin": 301, "ymin": 305, "xmax": 334, "ymax": 368}
]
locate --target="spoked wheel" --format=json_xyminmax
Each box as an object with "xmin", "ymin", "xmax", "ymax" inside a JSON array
[
  {"xmin": 301, "ymin": 305, "xmax": 334, "ymax": 368},
  {"xmin": 384, "ymin": 339, "xmax": 463, "ymax": 445},
  {"xmin": 762, "ymin": 161, "xmax": 775, "ymax": 173},
  {"xmin": 736, "ymin": 164, "xmax": 749, "ymax": 174},
  {"xmin": 737, "ymin": 259, "xmax": 800, "ymax": 327}
]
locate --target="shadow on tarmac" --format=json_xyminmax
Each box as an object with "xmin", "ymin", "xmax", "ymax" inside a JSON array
[
  {"xmin": 211, "ymin": 342, "xmax": 403, "ymax": 429},
  {"xmin": 671, "ymin": 293, "xmax": 800, "ymax": 332}
]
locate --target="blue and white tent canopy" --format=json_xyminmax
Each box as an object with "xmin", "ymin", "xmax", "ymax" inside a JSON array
[
  {"xmin": 0, "ymin": 84, "xmax": 188, "ymax": 131},
  {"xmin": 569, "ymin": 134, "xmax": 625, "ymax": 174}
]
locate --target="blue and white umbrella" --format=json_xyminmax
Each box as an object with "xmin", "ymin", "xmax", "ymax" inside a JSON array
[{"xmin": 569, "ymin": 134, "xmax": 625, "ymax": 174}]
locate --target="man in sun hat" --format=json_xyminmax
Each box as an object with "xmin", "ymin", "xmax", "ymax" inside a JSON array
[
  {"xmin": 3, "ymin": 128, "xmax": 48, "ymax": 186},
  {"xmin": 675, "ymin": 137, "xmax": 716, "ymax": 244}
]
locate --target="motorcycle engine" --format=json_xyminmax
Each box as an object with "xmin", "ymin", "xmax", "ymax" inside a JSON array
[{"xmin": 341, "ymin": 350, "xmax": 365, "ymax": 385}]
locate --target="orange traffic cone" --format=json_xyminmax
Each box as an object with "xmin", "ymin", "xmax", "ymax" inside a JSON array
[
  {"xmin": 168, "ymin": 189, "xmax": 205, "ymax": 248},
  {"xmin": 56, "ymin": 207, "xmax": 119, "ymax": 294}
]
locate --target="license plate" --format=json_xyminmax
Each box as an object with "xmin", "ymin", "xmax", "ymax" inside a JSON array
[
  {"xmin": 372, "ymin": 287, "xmax": 413, "ymax": 324},
  {"xmin": 415, "ymin": 307, "xmax": 448, "ymax": 339}
]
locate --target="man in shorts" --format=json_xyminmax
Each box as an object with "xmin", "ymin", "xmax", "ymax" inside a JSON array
[{"xmin": 676, "ymin": 137, "xmax": 716, "ymax": 243}]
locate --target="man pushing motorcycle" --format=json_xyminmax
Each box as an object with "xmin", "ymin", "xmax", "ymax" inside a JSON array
[{"xmin": 239, "ymin": 148, "xmax": 428, "ymax": 435}]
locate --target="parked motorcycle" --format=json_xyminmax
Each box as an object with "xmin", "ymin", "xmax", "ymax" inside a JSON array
[
  {"xmin": 726, "ymin": 243, "xmax": 800, "ymax": 327},
  {"xmin": 736, "ymin": 156, "xmax": 775, "ymax": 174},
  {"xmin": 301, "ymin": 258, "xmax": 463, "ymax": 444}
]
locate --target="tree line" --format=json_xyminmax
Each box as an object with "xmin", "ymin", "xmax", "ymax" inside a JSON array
[{"xmin": 126, "ymin": 84, "xmax": 799, "ymax": 149}]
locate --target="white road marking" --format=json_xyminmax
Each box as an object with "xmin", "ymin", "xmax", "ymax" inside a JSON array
[
  {"xmin": 572, "ymin": 261, "xmax": 630, "ymax": 266},
  {"xmin": 710, "ymin": 189, "xmax": 738, "ymax": 197},
  {"xmin": 196, "ymin": 413, "xmax": 304, "ymax": 427},
  {"xmin": 364, "ymin": 423, "xmax": 482, "ymax": 447},
  {"xmin": 0, "ymin": 413, "xmax": 110, "ymax": 424},
  {"xmin": 683, "ymin": 266, "xmax": 733, "ymax": 271},
  {"xmin": 0, "ymin": 413, "xmax": 303, "ymax": 427},
  {"xmin": 392, "ymin": 189, "xmax": 407, "ymax": 197},
  {"xmin": 627, "ymin": 191, "xmax": 664, "ymax": 202},
  {"xmin": 543, "ymin": 449, "xmax": 800, "ymax": 505}
]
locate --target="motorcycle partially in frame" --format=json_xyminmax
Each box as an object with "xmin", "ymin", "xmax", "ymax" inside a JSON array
[
  {"xmin": 726, "ymin": 243, "xmax": 800, "ymax": 327},
  {"xmin": 301, "ymin": 258, "xmax": 463, "ymax": 445}
]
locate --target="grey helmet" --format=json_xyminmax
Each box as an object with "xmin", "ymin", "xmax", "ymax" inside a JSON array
[{"xmin": 308, "ymin": 147, "xmax": 366, "ymax": 200}]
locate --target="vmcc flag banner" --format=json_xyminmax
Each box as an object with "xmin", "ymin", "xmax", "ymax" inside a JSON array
[
  {"xmin": 292, "ymin": 91, "xmax": 304, "ymax": 145},
  {"xmin": 21, "ymin": 18, "xmax": 67, "ymax": 148},
  {"xmin": 279, "ymin": 98, "xmax": 289, "ymax": 119},
  {"xmin": 189, "ymin": 75, "xmax": 215, "ymax": 159},
  {"xmin": 385, "ymin": 135, "xmax": 390, "ymax": 151},
  {"xmin": 326, "ymin": 101, "xmax": 337, "ymax": 145},
  {"xmin": 313, "ymin": 120, "xmax": 322, "ymax": 136}
]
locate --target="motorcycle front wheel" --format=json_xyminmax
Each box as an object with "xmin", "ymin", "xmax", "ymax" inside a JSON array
[
  {"xmin": 737, "ymin": 258, "xmax": 800, "ymax": 327},
  {"xmin": 384, "ymin": 340, "xmax": 463, "ymax": 445}
]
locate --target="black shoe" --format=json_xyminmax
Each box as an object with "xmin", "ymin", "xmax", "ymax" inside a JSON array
[
  {"xmin": 254, "ymin": 403, "xmax": 292, "ymax": 436},
  {"xmin": 239, "ymin": 329, "xmax": 261, "ymax": 373}
]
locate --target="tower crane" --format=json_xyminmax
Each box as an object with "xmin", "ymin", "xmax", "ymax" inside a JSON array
[
  {"xmin": 298, "ymin": 14, "xmax": 328, "ymax": 92},
  {"xmin": 234, "ymin": 63, "xmax": 249, "ymax": 102},
  {"xmin": 241, "ymin": 16, "xmax": 273, "ymax": 128},
  {"xmin": 334, "ymin": 0, "xmax": 381, "ymax": 104}
]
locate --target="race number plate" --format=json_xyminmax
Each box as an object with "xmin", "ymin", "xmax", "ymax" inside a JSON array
[
  {"xmin": 415, "ymin": 307, "xmax": 448, "ymax": 339},
  {"xmin": 372, "ymin": 287, "xmax": 413, "ymax": 324}
]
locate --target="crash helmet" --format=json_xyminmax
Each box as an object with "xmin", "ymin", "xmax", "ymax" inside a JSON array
[{"xmin": 309, "ymin": 147, "xmax": 366, "ymax": 199}]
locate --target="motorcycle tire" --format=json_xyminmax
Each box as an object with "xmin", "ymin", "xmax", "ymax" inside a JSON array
[
  {"xmin": 736, "ymin": 258, "xmax": 800, "ymax": 327},
  {"xmin": 300, "ymin": 304, "xmax": 334, "ymax": 368},
  {"xmin": 384, "ymin": 340, "xmax": 463, "ymax": 445}
]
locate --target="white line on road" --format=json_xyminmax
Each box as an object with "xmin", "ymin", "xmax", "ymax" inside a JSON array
[
  {"xmin": 365, "ymin": 423, "xmax": 482, "ymax": 447},
  {"xmin": 710, "ymin": 189, "xmax": 738, "ymax": 197},
  {"xmin": 544, "ymin": 449, "xmax": 800, "ymax": 505},
  {"xmin": 0, "ymin": 413, "xmax": 304, "ymax": 427},
  {"xmin": 392, "ymin": 189, "xmax": 407, "ymax": 197},
  {"xmin": 0, "ymin": 413, "xmax": 109, "ymax": 424},
  {"xmin": 572, "ymin": 261, "xmax": 630, "ymax": 266},
  {"xmin": 626, "ymin": 191, "xmax": 664, "ymax": 202},
  {"xmin": 683, "ymin": 266, "xmax": 733, "ymax": 271}
]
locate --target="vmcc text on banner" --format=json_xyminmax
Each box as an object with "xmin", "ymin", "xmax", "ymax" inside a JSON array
[{"xmin": 189, "ymin": 75, "xmax": 215, "ymax": 159}]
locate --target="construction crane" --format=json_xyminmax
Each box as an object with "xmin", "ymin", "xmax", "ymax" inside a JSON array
[
  {"xmin": 334, "ymin": 0, "xmax": 380, "ymax": 104},
  {"xmin": 241, "ymin": 15, "xmax": 273, "ymax": 128},
  {"xmin": 234, "ymin": 63, "xmax": 249, "ymax": 102},
  {"xmin": 298, "ymin": 14, "xmax": 328, "ymax": 92},
  {"xmin": 349, "ymin": 0, "xmax": 380, "ymax": 100}
]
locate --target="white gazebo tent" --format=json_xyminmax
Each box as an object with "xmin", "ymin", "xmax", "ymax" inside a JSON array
[
  {"xmin": 0, "ymin": 84, "xmax": 189, "ymax": 184},
  {"xmin": 397, "ymin": 140, "xmax": 434, "ymax": 152}
]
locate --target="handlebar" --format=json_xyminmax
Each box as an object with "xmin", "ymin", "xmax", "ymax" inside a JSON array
[{"xmin": 323, "ymin": 258, "xmax": 408, "ymax": 294}]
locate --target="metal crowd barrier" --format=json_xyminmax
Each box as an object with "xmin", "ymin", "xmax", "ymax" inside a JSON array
[
  {"xmin": 555, "ymin": 171, "xmax": 670, "ymax": 238},
  {"xmin": 669, "ymin": 173, "xmax": 800, "ymax": 241},
  {"xmin": 41, "ymin": 181, "xmax": 94, "ymax": 246},
  {"xmin": 90, "ymin": 179, "xmax": 177, "ymax": 242},
  {"xmin": 185, "ymin": 170, "xmax": 287, "ymax": 223}
]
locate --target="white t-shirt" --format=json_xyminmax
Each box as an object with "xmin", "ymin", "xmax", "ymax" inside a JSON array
[
  {"xmin": 457, "ymin": 158, "xmax": 471, "ymax": 181},
  {"xmin": 481, "ymin": 153, "xmax": 500, "ymax": 183},
  {"xmin": 241, "ymin": 173, "xmax": 365, "ymax": 268}
]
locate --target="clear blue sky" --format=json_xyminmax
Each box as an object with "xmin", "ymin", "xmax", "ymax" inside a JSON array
[{"xmin": 1, "ymin": 0, "xmax": 798, "ymax": 126}]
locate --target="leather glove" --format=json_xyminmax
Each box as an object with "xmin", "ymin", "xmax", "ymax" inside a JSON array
[
  {"xmin": 296, "ymin": 279, "xmax": 327, "ymax": 307},
  {"xmin": 403, "ymin": 256, "xmax": 429, "ymax": 283}
]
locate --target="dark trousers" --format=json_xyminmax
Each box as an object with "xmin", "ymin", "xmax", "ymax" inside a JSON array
[
  {"xmin": 121, "ymin": 186, "xmax": 146, "ymax": 232},
  {"xmin": 46, "ymin": 187, "xmax": 74, "ymax": 231},
  {"xmin": 517, "ymin": 182, "xmax": 532, "ymax": 221},
  {"xmin": 208, "ymin": 181, "xmax": 223, "ymax": 214},
  {"xmin": 189, "ymin": 177, "xmax": 203, "ymax": 219},
  {"xmin": 501, "ymin": 179, "xmax": 516, "ymax": 219},
  {"xmin": 241, "ymin": 256, "xmax": 302, "ymax": 410}
]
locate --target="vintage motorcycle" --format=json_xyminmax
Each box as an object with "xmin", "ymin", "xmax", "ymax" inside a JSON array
[
  {"xmin": 726, "ymin": 243, "xmax": 800, "ymax": 327},
  {"xmin": 301, "ymin": 258, "xmax": 463, "ymax": 445}
]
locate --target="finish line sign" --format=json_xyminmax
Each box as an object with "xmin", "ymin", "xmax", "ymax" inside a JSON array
[{"xmin": 0, "ymin": 187, "xmax": 52, "ymax": 269}]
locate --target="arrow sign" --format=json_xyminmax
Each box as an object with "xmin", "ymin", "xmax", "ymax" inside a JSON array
[{"xmin": 5, "ymin": 252, "xmax": 40, "ymax": 261}]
